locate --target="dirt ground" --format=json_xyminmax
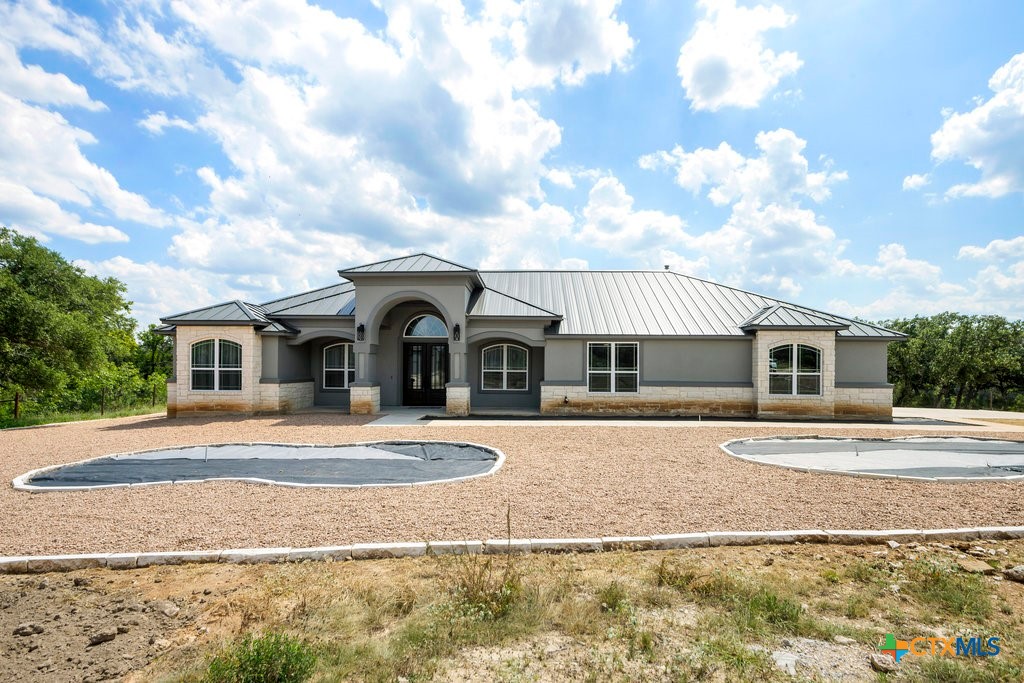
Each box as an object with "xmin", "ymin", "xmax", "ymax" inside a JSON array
[
  {"xmin": 2, "ymin": 540, "xmax": 1023, "ymax": 682},
  {"xmin": 1, "ymin": 413, "xmax": 1024, "ymax": 556}
]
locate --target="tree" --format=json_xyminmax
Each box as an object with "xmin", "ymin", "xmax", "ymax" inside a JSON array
[
  {"xmin": 0, "ymin": 227, "xmax": 135, "ymax": 398},
  {"xmin": 134, "ymin": 324, "xmax": 173, "ymax": 379}
]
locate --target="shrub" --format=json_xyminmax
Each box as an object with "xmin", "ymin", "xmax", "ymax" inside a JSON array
[{"xmin": 203, "ymin": 631, "xmax": 316, "ymax": 683}]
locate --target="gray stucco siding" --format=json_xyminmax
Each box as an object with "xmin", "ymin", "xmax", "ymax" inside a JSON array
[
  {"xmin": 835, "ymin": 340, "xmax": 890, "ymax": 385},
  {"xmin": 641, "ymin": 339, "xmax": 752, "ymax": 384},
  {"xmin": 467, "ymin": 340, "xmax": 543, "ymax": 409},
  {"xmin": 310, "ymin": 338, "xmax": 353, "ymax": 408},
  {"xmin": 543, "ymin": 339, "xmax": 585, "ymax": 382}
]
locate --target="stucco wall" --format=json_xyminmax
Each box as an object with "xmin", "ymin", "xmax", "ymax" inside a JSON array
[
  {"xmin": 310, "ymin": 337, "xmax": 352, "ymax": 409},
  {"xmin": 641, "ymin": 339, "xmax": 752, "ymax": 383},
  {"xmin": 835, "ymin": 340, "xmax": 890, "ymax": 384},
  {"xmin": 543, "ymin": 339, "xmax": 585, "ymax": 382}
]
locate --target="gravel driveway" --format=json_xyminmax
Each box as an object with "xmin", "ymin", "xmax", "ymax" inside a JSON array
[{"xmin": 2, "ymin": 413, "xmax": 1023, "ymax": 556}]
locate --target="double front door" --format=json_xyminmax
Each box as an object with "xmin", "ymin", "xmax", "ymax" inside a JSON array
[{"xmin": 403, "ymin": 342, "xmax": 449, "ymax": 406}]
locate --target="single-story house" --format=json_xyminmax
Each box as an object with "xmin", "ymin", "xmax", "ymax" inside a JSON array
[{"xmin": 158, "ymin": 253, "xmax": 904, "ymax": 420}]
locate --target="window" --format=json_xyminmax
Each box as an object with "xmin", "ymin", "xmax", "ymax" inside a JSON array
[
  {"xmin": 768, "ymin": 344, "xmax": 821, "ymax": 395},
  {"xmin": 481, "ymin": 344, "xmax": 528, "ymax": 391},
  {"xmin": 191, "ymin": 339, "xmax": 242, "ymax": 391},
  {"xmin": 587, "ymin": 342, "xmax": 639, "ymax": 393},
  {"xmin": 404, "ymin": 314, "xmax": 447, "ymax": 337},
  {"xmin": 323, "ymin": 343, "xmax": 356, "ymax": 389}
]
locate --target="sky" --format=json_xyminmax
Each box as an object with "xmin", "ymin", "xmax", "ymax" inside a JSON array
[{"xmin": 1, "ymin": 0, "xmax": 1023, "ymax": 327}]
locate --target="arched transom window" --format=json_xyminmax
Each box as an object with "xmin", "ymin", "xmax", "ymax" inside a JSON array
[
  {"xmin": 481, "ymin": 344, "xmax": 529, "ymax": 391},
  {"xmin": 191, "ymin": 339, "xmax": 242, "ymax": 391},
  {"xmin": 323, "ymin": 343, "xmax": 356, "ymax": 389},
  {"xmin": 768, "ymin": 344, "xmax": 821, "ymax": 395},
  {"xmin": 404, "ymin": 314, "xmax": 447, "ymax": 338}
]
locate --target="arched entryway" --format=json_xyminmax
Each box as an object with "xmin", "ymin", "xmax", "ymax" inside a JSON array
[{"xmin": 401, "ymin": 313, "xmax": 449, "ymax": 406}]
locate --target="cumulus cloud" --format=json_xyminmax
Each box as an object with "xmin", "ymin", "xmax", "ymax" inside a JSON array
[
  {"xmin": 0, "ymin": 41, "xmax": 106, "ymax": 111},
  {"xmin": 577, "ymin": 175, "xmax": 690, "ymax": 252},
  {"xmin": 138, "ymin": 111, "xmax": 196, "ymax": 134},
  {"xmin": 676, "ymin": 0, "xmax": 802, "ymax": 111},
  {"xmin": 958, "ymin": 235, "xmax": 1024, "ymax": 261},
  {"xmin": 902, "ymin": 173, "xmax": 930, "ymax": 191},
  {"xmin": 0, "ymin": 92, "xmax": 169, "ymax": 240},
  {"xmin": 931, "ymin": 52, "xmax": 1024, "ymax": 199},
  {"xmin": 639, "ymin": 128, "xmax": 847, "ymax": 296}
]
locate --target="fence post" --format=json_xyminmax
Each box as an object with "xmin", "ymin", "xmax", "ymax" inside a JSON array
[
  {"xmin": 152, "ymin": 385, "xmax": 157, "ymax": 407},
  {"xmin": 13, "ymin": 392, "xmax": 19, "ymax": 420},
  {"xmin": 100, "ymin": 388, "xmax": 105, "ymax": 416}
]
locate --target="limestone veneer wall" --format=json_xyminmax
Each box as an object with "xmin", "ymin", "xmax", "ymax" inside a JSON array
[
  {"xmin": 446, "ymin": 384, "xmax": 471, "ymax": 416},
  {"xmin": 540, "ymin": 384, "xmax": 754, "ymax": 416},
  {"xmin": 170, "ymin": 326, "xmax": 262, "ymax": 416},
  {"xmin": 834, "ymin": 386, "xmax": 893, "ymax": 420},
  {"xmin": 350, "ymin": 385, "xmax": 380, "ymax": 414},
  {"xmin": 257, "ymin": 381, "xmax": 315, "ymax": 413},
  {"xmin": 752, "ymin": 330, "xmax": 836, "ymax": 419}
]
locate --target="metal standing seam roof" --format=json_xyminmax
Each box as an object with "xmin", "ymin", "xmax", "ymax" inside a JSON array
[
  {"xmin": 478, "ymin": 271, "xmax": 904, "ymax": 338},
  {"xmin": 260, "ymin": 282, "xmax": 356, "ymax": 316},
  {"xmin": 162, "ymin": 300, "xmax": 270, "ymax": 324},
  {"xmin": 467, "ymin": 287, "xmax": 562, "ymax": 319},
  {"xmin": 161, "ymin": 256, "xmax": 904, "ymax": 340},
  {"xmin": 338, "ymin": 253, "xmax": 475, "ymax": 274},
  {"xmin": 740, "ymin": 304, "xmax": 849, "ymax": 330}
]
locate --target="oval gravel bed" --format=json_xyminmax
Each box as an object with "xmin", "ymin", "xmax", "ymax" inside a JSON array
[
  {"xmin": 2, "ymin": 413, "xmax": 1024, "ymax": 556},
  {"xmin": 14, "ymin": 441, "xmax": 503, "ymax": 490}
]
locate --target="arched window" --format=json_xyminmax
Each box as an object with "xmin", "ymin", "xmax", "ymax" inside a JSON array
[
  {"xmin": 481, "ymin": 344, "xmax": 529, "ymax": 391},
  {"xmin": 769, "ymin": 344, "xmax": 821, "ymax": 395},
  {"xmin": 323, "ymin": 343, "xmax": 356, "ymax": 389},
  {"xmin": 404, "ymin": 314, "xmax": 447, "ymax": 337},
  {"xmin": 191, "ymin": 339, "xmax": 242, "ymax": 391}
]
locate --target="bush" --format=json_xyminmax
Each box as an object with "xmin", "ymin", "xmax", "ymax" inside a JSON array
[
  {"xmin": 444, "ymin": 554, "xmax": 522, "ymax": 621},
  {"xmin": 204, "ymin": 631, "xmax": 316, "ymax": 683}
]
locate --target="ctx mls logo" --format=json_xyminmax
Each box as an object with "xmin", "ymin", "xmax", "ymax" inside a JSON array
[{"xmin": 878, "ymin": 633, "xmax": 1001, "ymax": 662}]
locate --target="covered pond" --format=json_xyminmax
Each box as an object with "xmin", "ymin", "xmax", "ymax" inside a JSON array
[
  {"xmin": 721, "ymin": 436, "xmax": 1024, "ymax": 481},
  {"xmin": 14, "ymin": 441, "xmax": 504, "ymax": 491}
]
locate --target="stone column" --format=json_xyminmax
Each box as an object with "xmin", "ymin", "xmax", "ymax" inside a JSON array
[
  {"xmin": 351, "ymin": 340, "xmax": 380, "ymax": 414},
  {"xmin": 445, "ymin": 383, "xmax": 470, "ymax": 416}
]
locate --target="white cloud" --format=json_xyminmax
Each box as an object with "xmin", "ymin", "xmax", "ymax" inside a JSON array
[
  {"xmin": 639, "ymin": 129, "xmax": 847, "ymax": 296},
  {"xmin": 931, "ymin": 52, "xmax": 1024, "ymax": 199},
  {"xmin": 510, "ymin": 0, "xmax": 634, "ymax": 87},
  {"xmin": 958, "ymin": 235, "xmax": 1024, "ymax": 261},
  {"xmin": 0, "ymin": 180, "xmax": 128, "ymax": 244},
  {"xmin": 138, "ymin": 111, "xmax": 196, "ymax": 134},
  {"xmin": 902, "ymin": 173, "xmax": 930, "ymax": 191},
  {"xmin": 676, "ymin": 0, "xmax": 802, "ymax": 111},
  {"xmin": 577, "ymin": 175, "xmax": 690, "ymax": 252},
  {"xmin": 0, "ymin": 92, "xmax": 170, "ymax": 230},
  {"xmin": 0, "ymin": 41, "xmax": 106, "ymax": 111}
]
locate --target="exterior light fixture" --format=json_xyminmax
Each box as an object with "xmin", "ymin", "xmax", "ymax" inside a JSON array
[
  {"xmin": 357, "ymin": 323, "xmax": 365, "ymax": 342},
  {"xmin": 453, "ymin": 323, "xmax": 461, "ymax": 341}
]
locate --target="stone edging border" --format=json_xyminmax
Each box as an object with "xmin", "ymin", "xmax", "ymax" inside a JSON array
[
  {"xmin": 11, "ymin": 440, "xmax": 506, "ymax": 492},
  {"xmin": 3, "ymin": 526, "xmax": 1023, "ymax": 574},
  {"xmin": 719, "ymin": 435, "xmax": 1024, "ymax": 482}
]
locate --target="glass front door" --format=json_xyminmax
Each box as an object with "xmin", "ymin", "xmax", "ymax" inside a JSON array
[{"xmin": 403, "ymin": 342, "xmax": 449, "ymax": 406}]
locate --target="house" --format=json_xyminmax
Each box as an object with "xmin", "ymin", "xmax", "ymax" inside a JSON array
[{"xmin": 158, "ymin": 253, "xmax": 904, "ymax": 420}]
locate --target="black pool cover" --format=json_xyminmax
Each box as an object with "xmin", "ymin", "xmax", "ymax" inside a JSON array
[{"xmin": 20, "ymin": 442, "xmax": 501, "ymax": 489}]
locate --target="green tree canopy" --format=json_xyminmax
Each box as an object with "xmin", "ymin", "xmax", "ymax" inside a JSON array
[{"xmin": 0, "ymin": 227, "xmax": 136, "ymax": 396}]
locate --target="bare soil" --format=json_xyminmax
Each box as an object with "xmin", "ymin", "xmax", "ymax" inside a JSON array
[{"xmin": 1, "ymin": 413, "xmax": 1024, "ymax": 556}]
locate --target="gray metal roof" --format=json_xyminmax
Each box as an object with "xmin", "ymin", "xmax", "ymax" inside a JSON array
[
  {"xmin": 740, "ymin": 304, "xmax": 848, "ymax": 330},
  {"xmin": 338, "ymin": 253, "xmax": 475, "ymax": 274},
  {"xmin": 467, "ymin": 287, "xmax": 562, "ymax": 319},
  {"xmin": 479, "ymin": 271, "xmax": 902, "ymax": 338},
  {"xmin": 258, "ymin": 321, "xmax": 300, "ymax": 335},
  {"xmin": 161, "ymin": 256, "xmax": 902, "ymax": 340},
  {"xmin": 162, "ymin": 300, "xmax": 269, "ymax": 324},
  {"xmin": 261, "ymin": 283, "xmax": 356, "ymax": 316}
]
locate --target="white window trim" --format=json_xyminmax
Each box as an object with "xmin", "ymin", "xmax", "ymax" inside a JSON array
[
  {"xmin": 480, "ymin": 343, "xmax": 530, "ymax": 392},
  {"xmin": 587, "ymin": 341, "xmax": 640, "ymax": 394},
  {"xmin": 323, "ymin": 342, "xmax": 355, "ymax": 390},
  {"xmin": 768, "ymin": 343, "xmax": 822, "ymax": 396},
  {"xmin": 190, "ymin": 339, "xmax": 242, "ymax": 392}
]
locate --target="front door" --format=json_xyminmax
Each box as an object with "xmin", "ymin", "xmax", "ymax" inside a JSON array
[{"xmin": 403, "ymin": 342, "xmax": 449, "ymax": 406}]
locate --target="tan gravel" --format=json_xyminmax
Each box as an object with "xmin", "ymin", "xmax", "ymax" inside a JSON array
[{"xmin": 1, "ymin": 413, "xmax": 1023, "ymax": 556}]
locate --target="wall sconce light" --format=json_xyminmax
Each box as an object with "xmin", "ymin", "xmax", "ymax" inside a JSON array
[
  {"xmin": 356, "ymin": 323, "xmax": 365, "ymax": 342},
  {"xmin": 453, "ymin": 323, "xmax": 461, "ymax": 341}
]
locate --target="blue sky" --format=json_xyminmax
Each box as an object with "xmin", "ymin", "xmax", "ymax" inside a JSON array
[{"xmin": 1, "ymin": 0, "xmax": 1023, "ymax": 326}]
